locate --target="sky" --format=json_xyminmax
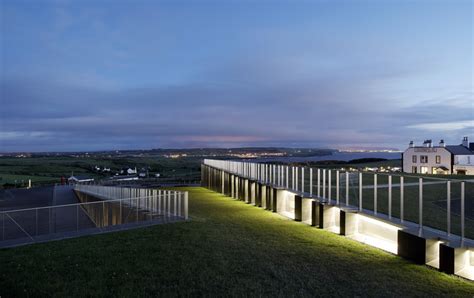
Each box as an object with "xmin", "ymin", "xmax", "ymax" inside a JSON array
[{"xmin": 0, "ymin": 0, "xmax": 473, "ymax": 152}]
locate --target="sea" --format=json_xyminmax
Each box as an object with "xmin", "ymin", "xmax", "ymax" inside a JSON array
[{"xmin": 251, "ymin": 151, "xmax": 402, "ymax": 163}]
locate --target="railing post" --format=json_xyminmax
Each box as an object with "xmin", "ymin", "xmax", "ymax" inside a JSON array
[
  {"xmin": 345, "ymin": 171, "xmax": 349, "ymax": 206},
  {"xmin": 292, "ymin": 167, "xmax": 295, "ymax": 190},
  {"xmin": 295, "ymin": 167, "xmax": 299, "ymax": 192},
  {"xmin": 461, "ymin": 181, "xmax": 465, "ymax": 245},
  {"xmin": 447, "ymin": 181, "xmax": 450, "ymax": 237},
  {"xmin": 336, "ymin": 170, "xmax": 339, "ymax": 205},
  {"xmin": 328, "ymin": 169, "xmax": 332, "ymax": 204},
  {"xmin": 103, "ymin": 201, "xmax": 106, "ymax": 227},
  {"xmin": 317, "ymin": 169, "xmax": 320, "ymax": 197},
  {"xmin": 310, "ymin": 168, "xmax": 313, "ymax": 196},
  {"xmin": 322, "ymin": 169, "xmax": 326, "ymax": 199},
  {"xmin": 388, "ymin": 175, "xmax": 392, "ymax": 219},
  {"xmin": 301, "ymin": 167, "xmax": 305, "ymax": 193},
  {"xmin": 286, "ymin": 166, "xmax": 289, "ymax": 188},
  {"xmin": 282, "ymin": 165, "xmax": 284, "ymax": 186},
  {"xmin": 174, "ymin": 191, "xmax": 178, "ymax": 216},
  {"xmin": 359, "ymin": 172, "xmax": 362, "ymax": 211},
  {"xmin": 374, "ymin": 174, "xmax": 377, "ymax": 215},
  {"xmin": 419, "ymin": 177, "xmax": 423, "ymax": 235},
  {"xmin": 184, "ymin": 192, "xmax": 189, "ymax": 220},
  {"xmin": 167, "ymin": 191, "xmax": 171, "ymax": 218},
  {"xmin": 274, "ymin": 164, "xmax": 277, "ymax": 185},
  {"xmin": 49, "ymin": 207, "xmax": 52, "ymax": 234},
  {"xmin": 36, "ymin": 208, "xmax": 38, "ymax": 236},
  {"xmin": 400, "ymin": 176, "xmax": 404, "ymax": 223}
]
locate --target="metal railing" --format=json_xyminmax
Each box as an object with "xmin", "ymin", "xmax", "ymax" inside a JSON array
[
  {"xmin": 0, "ymin": 186, "xmax": 188, "ymax": 247},
  {"xmin": 203, "ymin": 159, "xmax": 473, "ymax": 243}
]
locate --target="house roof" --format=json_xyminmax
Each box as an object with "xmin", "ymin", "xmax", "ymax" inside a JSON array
[
  {"xmin": 69, "ymin": 175, "xmax": 94, "ymax": 181},
  {"xmin": 445, "ymin": 145, "xmax": 473, "ymax": 155}
]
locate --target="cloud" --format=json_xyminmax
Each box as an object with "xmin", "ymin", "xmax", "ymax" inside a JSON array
[
  {"xmin": 406, "ymin": 120, "xmax": 474, "ymax": 131},
  {"xmin": 1, "ymin": 1, "xmax": 471, "ymax": 152}
]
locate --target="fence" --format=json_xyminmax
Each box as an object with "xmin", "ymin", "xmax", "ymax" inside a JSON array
[
  {"xmin": 0, "ymin": 185, "xmax": 188, "ymax": 248},
  {"xmin": 203, "ymin": 159, "xmax": 472, "ymax": 240},
  {"xmin": 202, "ymin": 159, "xmax": 473, "ymax": 280}
]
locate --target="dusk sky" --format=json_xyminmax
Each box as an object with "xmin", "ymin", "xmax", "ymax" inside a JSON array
[{"xmin": 1, "ymin": 0, "xmax": 472, "ymax": 152}]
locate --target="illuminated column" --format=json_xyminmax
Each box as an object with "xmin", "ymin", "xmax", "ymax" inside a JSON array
[{"xmin": 309, "ymin": 168, "xmax": 313, "ymax": 196}]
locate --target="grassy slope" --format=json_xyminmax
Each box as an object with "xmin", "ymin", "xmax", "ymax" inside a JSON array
[{"xmin": 0, "ymin": 187, "xmax": 473, "ymax": 297}]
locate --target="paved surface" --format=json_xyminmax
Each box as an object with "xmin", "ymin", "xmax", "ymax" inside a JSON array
[
  {"xmin": 1, "ymin": 185, "xmax": 95, "ymax": 245},
  {"xmin": 0, "ymin": 186, "xmax": 54, "ymax": 211}
]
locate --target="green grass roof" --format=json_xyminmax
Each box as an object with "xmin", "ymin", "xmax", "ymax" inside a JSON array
[{"xmin": 1, "ymin": 187, "xmax": 473, "ymax": 296}]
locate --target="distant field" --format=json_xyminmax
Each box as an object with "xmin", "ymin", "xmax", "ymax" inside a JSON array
[
  {"xmin": 0, "ymin": 174, "xmax": 58, "ymax": 185},
  {"xmin": 0, "ymin": 156, "xmax": 202, "ymax": 188},
  {"xmin": 0, "ymin": 187, "xmax": 472, "ymax": 296}
]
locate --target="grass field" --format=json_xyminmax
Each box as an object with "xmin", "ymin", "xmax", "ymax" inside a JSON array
[
  {"xmin": 1, "ymin": 187, "xmax": 473, "ymax": 296},
  {"xmin": 0, "ymin": 156, "xmax": 201, "ymax": 188}
]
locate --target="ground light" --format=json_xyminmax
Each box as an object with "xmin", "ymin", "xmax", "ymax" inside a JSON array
[
  {"xmin": 345, "ymin": 213, "xmax": 401, "ymax": 254},
  {"xmin": 457, "ymin": 248, "xmax": 474, "ymax": 280},
  {"xmin": 276, "ymin": 190, "xmax": 296, "ymax": 219}
]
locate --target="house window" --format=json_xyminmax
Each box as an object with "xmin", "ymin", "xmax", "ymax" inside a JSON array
[
  {"xmin": 420, "ymin": 166, "xmax": 428, "ymax": 174},
  {"xmin": 436, "ymin": 155, "xmax": 441, "ymax": 164},
  {"xmin": 412, "ymin": 166, "xmax": 417, "ymax": 173},
  {"xmin": 412, "ymin": 155, "xmax": 417, "ymax": 163},
  {"xmin": 420, "ymin": 155, "xmax": 428, "ymax": 163}
]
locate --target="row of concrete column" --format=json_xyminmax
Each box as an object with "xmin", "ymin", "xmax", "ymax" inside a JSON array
[
  {"xmin": 202, "ymin": 164, "xmax": 361, "ymax": 230},
  {"xmin": 201, "ymin": 164, "xmax": 473, "ymax": 281}
]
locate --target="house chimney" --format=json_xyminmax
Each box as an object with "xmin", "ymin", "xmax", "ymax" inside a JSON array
[
  {"xmin": 409, "ymin": 141, "xmax": 414, "ymax": 148},
  {"xmin": 462, "ymin": 136, "xmax": 468, "ymax": 147},
  {"xmin": 423, "ymin": 139, "xmax": 432, "ymax": 148},
  {"xmin": 439, "ymin": 139, "xmax": 445, "ymax": 147}
]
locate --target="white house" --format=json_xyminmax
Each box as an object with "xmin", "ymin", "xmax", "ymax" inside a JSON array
[
  {"xmin": 402, "ymin": 137, "xmax": 474, "ymax": 175},
  {"xmin": 120, "ymin": 167, "xmax": 137, "ymax": 175}
]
